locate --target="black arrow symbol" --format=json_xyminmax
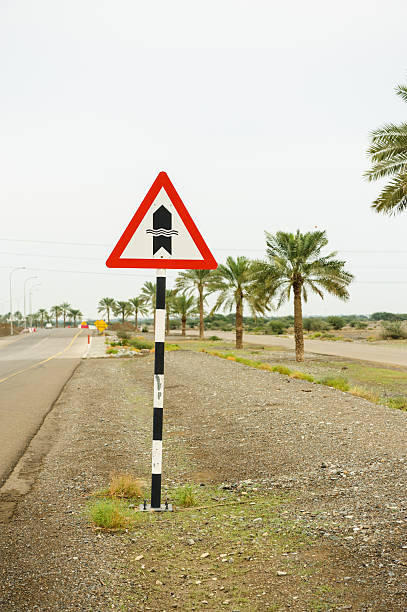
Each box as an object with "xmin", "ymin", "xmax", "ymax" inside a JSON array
[{"xmin": 146, "ymin": 206, "xmax": 178, "ymax": 255}]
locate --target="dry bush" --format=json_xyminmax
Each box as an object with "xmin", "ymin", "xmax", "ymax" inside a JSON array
[
  {"xmin": 349, "ymin": 386, "xmax": 380, "ymax": 403},
  {"xmin": 108, "ymin": 473, "xmax": 145, "ymax": 499}
]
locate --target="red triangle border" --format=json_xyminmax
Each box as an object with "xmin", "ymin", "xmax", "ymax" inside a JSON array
[{"xmin": 106, "ymin": 172, "xmax": 218, "ymax": 270}]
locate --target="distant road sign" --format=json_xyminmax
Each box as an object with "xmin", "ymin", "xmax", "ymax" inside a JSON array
[
  {"xmin": 106, "ymin": 172, "xmax": 217, "ymax": 270},
  {"xmin": 94, "ymin": 319, "xmax": 108, "ymax": 332}
]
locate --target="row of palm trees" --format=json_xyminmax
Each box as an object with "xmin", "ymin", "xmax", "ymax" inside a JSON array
[
  {"xmin": 49, "ymin": 302, "xmax": 83, "ymax": 328},
  {"xmin": 99, "ymin": 230, "xmax": 353, "ymax": 362},
  {"xmin": 0, "ymin": 303, "xmax": 83, "ymax": 328}
]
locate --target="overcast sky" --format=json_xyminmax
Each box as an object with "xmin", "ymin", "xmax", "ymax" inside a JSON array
[{"xmin": 1, "ymin": 0, "xmax": 407, "ymax": 320}]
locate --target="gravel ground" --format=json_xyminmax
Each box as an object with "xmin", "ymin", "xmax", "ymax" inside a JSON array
[{"xmin": 0, "ymin": 350, "xmax": 406, "ymax": 610}]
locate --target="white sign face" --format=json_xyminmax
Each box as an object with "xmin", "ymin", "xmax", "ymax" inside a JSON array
[
  {"xmin": 106, "ymin": 172, "xmax": 217, "ymax": 270},
  {"xmin": 121, "ymin": 188, "xmax": 202, "ymax": 261}
]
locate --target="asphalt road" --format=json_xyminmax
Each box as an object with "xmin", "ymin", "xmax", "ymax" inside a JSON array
[
  {"xmin": 212, "ymin": 330, "xmax": 407, "ymax": 367},
  {"xmin": 0, "ymin": 328, "xmax": 88, "ymax": 486}
]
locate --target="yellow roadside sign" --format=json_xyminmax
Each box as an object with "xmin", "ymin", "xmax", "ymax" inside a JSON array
[{"xmin": 94, "ymin": 319, "xmax": 108, "ymax": 332}]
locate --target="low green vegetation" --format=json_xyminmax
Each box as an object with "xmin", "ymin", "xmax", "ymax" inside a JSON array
[
  {"xmin": 317, "ymin": 376, "xmax": 350, "ymax": 392},
  {"xmin": 190, "ymin": 341, "xmax": 407, "ymax": 413},
  {"xmin": 173, "ymin": 484, "xmax": 197, "ymax": 507},
  {"xmin": 386, "ymin": 396, "xmax": 407, "ymax": 411},
  {"xmin": 87, "ymin": 499, "xmax": 137, "ymax": 529}
]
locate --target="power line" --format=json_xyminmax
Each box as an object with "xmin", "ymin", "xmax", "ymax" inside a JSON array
[
  {"xmin": 0, "ymin": 264, "xmax": 405, "ymax": 283},
  {"xmin": 0, "ymin": 237, "xmax": 406, "ymax": 254},
  {"xmin": 1, "ymin": 252, "xmax": 407, "ymax": 270}
]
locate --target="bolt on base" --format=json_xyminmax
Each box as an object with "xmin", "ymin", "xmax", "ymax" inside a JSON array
[{"xmin": 139, "ymin": 501, "xmax": 173, "ymax": 512}]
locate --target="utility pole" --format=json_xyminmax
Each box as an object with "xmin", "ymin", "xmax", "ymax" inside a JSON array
[
  {"xmin": 9, "ymin": 267, "xmax": 26, "ymax": 335},
  {"xmin": 24, "ymin": 276, "xmax": 38, "ymax": 329}
]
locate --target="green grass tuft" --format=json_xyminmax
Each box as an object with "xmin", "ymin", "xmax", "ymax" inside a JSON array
[
  {"xmin": 386, "ymin": 396, "xmax": 407, "ymax": 411},
  {"xmin": 290, "ymin": 371, "xmax": 315, "ymax": 382},
  {"xmin": 272, "ymin": 365, "xmax": 292, "ymax": 376},
  {"xmin": 165, "ymin": 343, "xmax": 180, "ymax": 351},
  {"xmin": 174, "ymin": 484, "xmax": 197, "ymax": 507},
  {"xmin": 318, "ymin": 376, "xmax": 350, "ymax": 392},
  {"xmin": 87, "ymin": 499, "xmax": 136, "ymax": 529},
  {"xmin": 128, "ymin": 337, "xmax": 153, "ymax": 350}
]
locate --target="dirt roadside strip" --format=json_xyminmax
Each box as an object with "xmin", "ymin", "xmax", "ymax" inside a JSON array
[
  {"xmin": 0, "ymin": 350, "xmax": 406, "ymax": 610},
  {"xmin": 205, "ymin": 331, "xmax": 407, "ymax": 368}
]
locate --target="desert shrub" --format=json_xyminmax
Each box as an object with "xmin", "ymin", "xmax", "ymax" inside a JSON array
[
  {"xmin": 110, "ymin": 322, "xmax": 136, "ymax": 332},
  {"xmin": 208, "ymin": 335, "xmax": 221, "ymax": 341},
  {"xmin": 327, "ymin": 316, "xmax": 346, "ymax": 330},
  {"xmin": 87, "ymin": 499, "xmax": 135, "ymax": 529},
  {"xmin": 174, "ymin": 484, "xmax": 197, "ymax": 507},
  {"xmin": 108, "ymin": 473, "xmax": 145, "ymax": 499},
  {"xmin": 128, "ymin": 337, "xmax": 154, "ymax": 350},
  {"xmin": 141, "ymin": 326, "xmax": 149, "ymax": 332},
  {"xmin": 117, "ymin": 330, "xmax": 131, "ymax": 341},
  {"xmin": 354, "ymin": 321, "xmax": 368, "ymax": 329},
  {"xmin": 267, "ymin": 320, "xmax": 287, "ymax": 335},
  {"xmin": 319, "ymin": 376, "xmax": 349, "ymax": 392},
  {"xmin": 381, "ymin": 320, "xmax": 407, "ymax": 339},
  {"xmin": 386, "ymin": 396, "xmax": 407, "ymax": 411},
  {"xmin": 272, "ymin": 365, "xmax": 292, "ymax": 376},
  {"xmin": 106, "ymin": 347, "xmax": 118, "ymax": 354}
]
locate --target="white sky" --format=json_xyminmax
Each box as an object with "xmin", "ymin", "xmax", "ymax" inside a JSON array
[{"xmin": 1, "ymin": 0, "xmax": 407, "ymax": 319}]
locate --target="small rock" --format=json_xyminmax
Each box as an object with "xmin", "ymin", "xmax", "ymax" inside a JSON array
[
  {"xmin": 187, "ymin": 539, "xmax": 195, "ymax": 546},
  {"xmin": 200, "ymin": 552, "xmax": 210, "ymax": 558},
  {"xmin": 253, "ymin": 518, "xmax": 262, "ymax": 523},
  {"xmin": 155, "ymin": 580, "xmax": 163, "ymax": 585},
  {"xmin": 277, "ymin": 571, "xmax": 287, "ymax": 576},
  {"xmin": 135, "ymin": 555, "xmax": 144, "ymax": 561}
]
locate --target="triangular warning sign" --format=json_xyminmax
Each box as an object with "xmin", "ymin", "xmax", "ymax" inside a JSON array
[{"xmin": 106, "ymin": 172, "xmax": 217, "ymax": 270}]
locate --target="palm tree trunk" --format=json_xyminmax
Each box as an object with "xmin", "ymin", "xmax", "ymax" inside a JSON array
[
  {"xmin": 122, "ymin": 310, "xmax": 125, "ymax": 324},
  {"xmin": 236, "ymin": 292, "xmax": 243, "ymax": 349},
  {"xmin": 56, "ymin": 316, "xmax": 59, "ymax": 328},
  {"xmin": 166, "ymin": 309, "xmax": 170, "ymax": 335},
  {"xmin": 182, "ymin": 315, "xmax": 186, "ymax": 336},
  {"xmin": 199, "ymin": 287, "xmax": 204, "ymax": 340},
  {"xmin": 107, "ymin": 309, "xmax": 110, "ymax": 325},
  {"xmin": 63, "ymin": 314, "xmax": 66, "ymax": 328},
  {"xmin": 293, "ymin": 282, "xmax": 304, "ymax": 362},
  {"xmin": 135, "ymin": 310, "xmax": 138, "ymax": 330}
]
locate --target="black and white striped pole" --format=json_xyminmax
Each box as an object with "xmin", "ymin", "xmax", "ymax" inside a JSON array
[
  {"xmin": 106, "ymin": 172, "xmax": 217, "ymax": 512},
  {"xmin": 150, "ymin": 268, "xmax": 167, "ymax": 510}
]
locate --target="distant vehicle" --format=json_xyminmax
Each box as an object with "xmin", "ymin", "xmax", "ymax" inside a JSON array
[{"xmin": 45, "ymin": 323, "xmax": 53, "ymax": 329}]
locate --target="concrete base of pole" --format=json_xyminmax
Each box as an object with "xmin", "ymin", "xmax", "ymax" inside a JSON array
[{"xmin": 139, "ymin": 503, "xmax": 173, "ymax": 512}]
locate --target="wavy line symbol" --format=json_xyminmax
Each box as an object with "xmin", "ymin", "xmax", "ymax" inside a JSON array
[{"xmin": 146, "ymin": 229, "xmax": 179, "ymax": 236}]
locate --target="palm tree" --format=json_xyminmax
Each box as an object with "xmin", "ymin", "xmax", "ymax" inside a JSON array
[
  {"xmin": 69, "ymin": 308, "xmax": 82, "ymax": 327},
  {"xmin": 98, "ymin": 297, "xmax": 116, "ymax": 325},
  {"xmin": 253, "ymin": 230, "xmax": 353, "ymax": 362},
  {"xmin": 60, "ymin": 302, "xmax": 71, "ymax": 328},
  {"xmin": 37, "ymin": 308, "xmax": 48, "ymax": 327},
  {"xmin": 165, "ymin": 289, "xmax": 178, "ymax": 335},
  {"xmin": 365, "ymin": 83, "xmax": 407, "ymax": 214},
  {"xmin": 141, "ymin": 281, "xmax": 156, "ymax": 328},
  {"xmin": 173, "ymin": 294, "xmax": 196, "ymax": 336},
  {"xmin": 114, "ymin": 300, "xmax": 131, "ymax": 324},
  {"xmin": 210, "ymin": 256, "xmax": 262, "ymax": 349},
  {"xmin": 50, "ymin": 305, "xmax": 62, "ymax": 328},
  {"xmin": 128, "ymin": 297, "xmax": 148, "ymax": 330},
  {"xmin": 176, "ymin": 270, "xmax": 214, "ymax": 339}
]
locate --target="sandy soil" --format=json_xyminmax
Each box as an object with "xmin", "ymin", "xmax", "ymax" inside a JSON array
[{"xmin": 0, "ymin": 351, "xmax": 406, "ymax": 610}]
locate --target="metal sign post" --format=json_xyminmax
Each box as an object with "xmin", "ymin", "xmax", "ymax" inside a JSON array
[
  {"xmin": 151, "ymin": 268, "xmax": 166, "ymax": 509},
  {"xmin": 106, "ymin": 172, "xmax": 217, "ymax": 512}
]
